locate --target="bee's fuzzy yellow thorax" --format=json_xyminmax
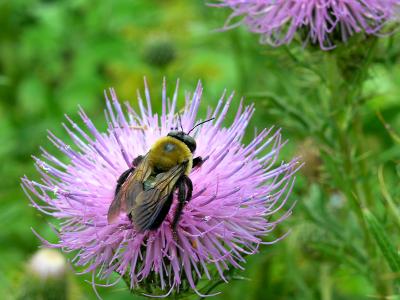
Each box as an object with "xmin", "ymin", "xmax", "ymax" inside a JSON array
[{"xmin": 148, "ymin": 136, "xmax": 193, "ymax": 174}]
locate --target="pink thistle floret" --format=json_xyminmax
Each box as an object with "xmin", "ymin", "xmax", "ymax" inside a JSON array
[
  {"xmin": 22, "ymin": 79, "xmax": 300, "ymax": 297},
  {"xmin": 214, "ymin": 0, "xmax": 400, "ymax": 49}
]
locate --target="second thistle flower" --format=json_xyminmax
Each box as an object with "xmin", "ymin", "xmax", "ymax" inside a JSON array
[{"xmin": 215, "ymin": 0, "xmax": 400, "ymax": 49}]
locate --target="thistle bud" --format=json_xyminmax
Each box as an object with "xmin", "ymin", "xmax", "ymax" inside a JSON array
[
  {"xmin": 296, "ymin": 138, "xmax": 321, "ymax": 182},
  {"xmin": 143, "ymin": 38, "xmax": 176, "ymax": 69},
  {"xmin": 18, "ymin": 248, "xmax": 68, "ymax": 300}
]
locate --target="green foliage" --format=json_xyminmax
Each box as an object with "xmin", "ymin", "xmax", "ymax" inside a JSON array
[
  {"xmin": 1, "ymin": 0, "xmax": 400, "ymax": 299},
  {"xmin": 17, "ymin": 276, "xmax": 68, "ymax": 300},
  {"xmin": 363, "ymin": 208, "xmax": 400, "ymax": 279}
]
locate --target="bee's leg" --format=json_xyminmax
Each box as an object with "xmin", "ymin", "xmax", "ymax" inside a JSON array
[
  {"xmin": 192, "ymin": 156, "xmax": 204, "ymax": 168},
  {"xmin": 115, "ymin": 168, "xmax": 134, "ymax": 196},
  {"xmin": 172, "ymin": 175, "xmax": 193, "ymax": 238},
  {"xmin": 114, "ymin": 155, "xmax": 143, "ymax": 196},
  {"xmin": 183, "ymin": 175, "xmax": 193, "ymax": 200},
  {"xmin": 132, "ymin": 155, "xmax": 143, "ymax": 167}
]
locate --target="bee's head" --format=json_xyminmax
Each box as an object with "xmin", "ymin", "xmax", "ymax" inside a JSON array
[
  {"xmin": 167, "ymin": 131, "xmax": 196, "ymax": 153},
  {"xmin": 167, "ymin": 117, "xmax": 214, "ymax": 153}
]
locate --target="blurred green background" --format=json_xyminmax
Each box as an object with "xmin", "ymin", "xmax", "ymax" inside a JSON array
[{"xmin": 1, "ymin": 0, "xmax": 400, "ymax": 299}]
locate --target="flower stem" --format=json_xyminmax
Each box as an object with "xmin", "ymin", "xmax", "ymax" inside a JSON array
[
  {"xmin": 324, "ymin": 50, "xmax": 368, "ymax": 232},
  {"xmin": 230, "ymin": 29, "xmax": 248, "ymax": 95},
  {"xmin": 323, "ymin": 39, "xmax": 392, "ymax": 297}
]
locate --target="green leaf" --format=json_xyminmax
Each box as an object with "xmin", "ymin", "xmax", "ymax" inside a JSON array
[{"xmin": 363, "ymin": 208, "xmax": 400, "ymax": 275}]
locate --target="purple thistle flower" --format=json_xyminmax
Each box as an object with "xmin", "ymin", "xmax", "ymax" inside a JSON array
[
  {"xmin": 214, "ymin": 0, "xmax": 400, "ymax": 49},
  {"xmin": 22, "ymin": 79, "xmax": 299, "ymax": 297}
]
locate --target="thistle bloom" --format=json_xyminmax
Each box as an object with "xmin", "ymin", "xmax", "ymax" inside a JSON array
[
  {"xmin": 22, "ymin": 80, "xmax": 299, "ymax": 297},
  {"xmin": 214, "ymin": 0, "xmax": 400, "ymax": 49}
]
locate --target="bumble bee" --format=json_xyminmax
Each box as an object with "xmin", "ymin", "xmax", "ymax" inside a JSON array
[{"xmin": 107, "ymin": 118, "xmax": 213, "ymax": 233}]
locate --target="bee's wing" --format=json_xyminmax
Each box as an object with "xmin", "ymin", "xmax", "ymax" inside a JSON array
[
  {"xmin": 131, "ymin": 161, "xmax": 188, "ymax": 232},
  {"xmin": 107, "ymin": 154, "xmax": 152, "ymax": 224}
]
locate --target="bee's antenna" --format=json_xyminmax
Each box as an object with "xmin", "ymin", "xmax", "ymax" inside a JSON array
[
  {"xmin": 178, "ymin": 114, "xmax": 184, "ymax": 132},
  {"xmin": 187, "ymin": 118, "xmax": 215, "ymax": 135}
]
